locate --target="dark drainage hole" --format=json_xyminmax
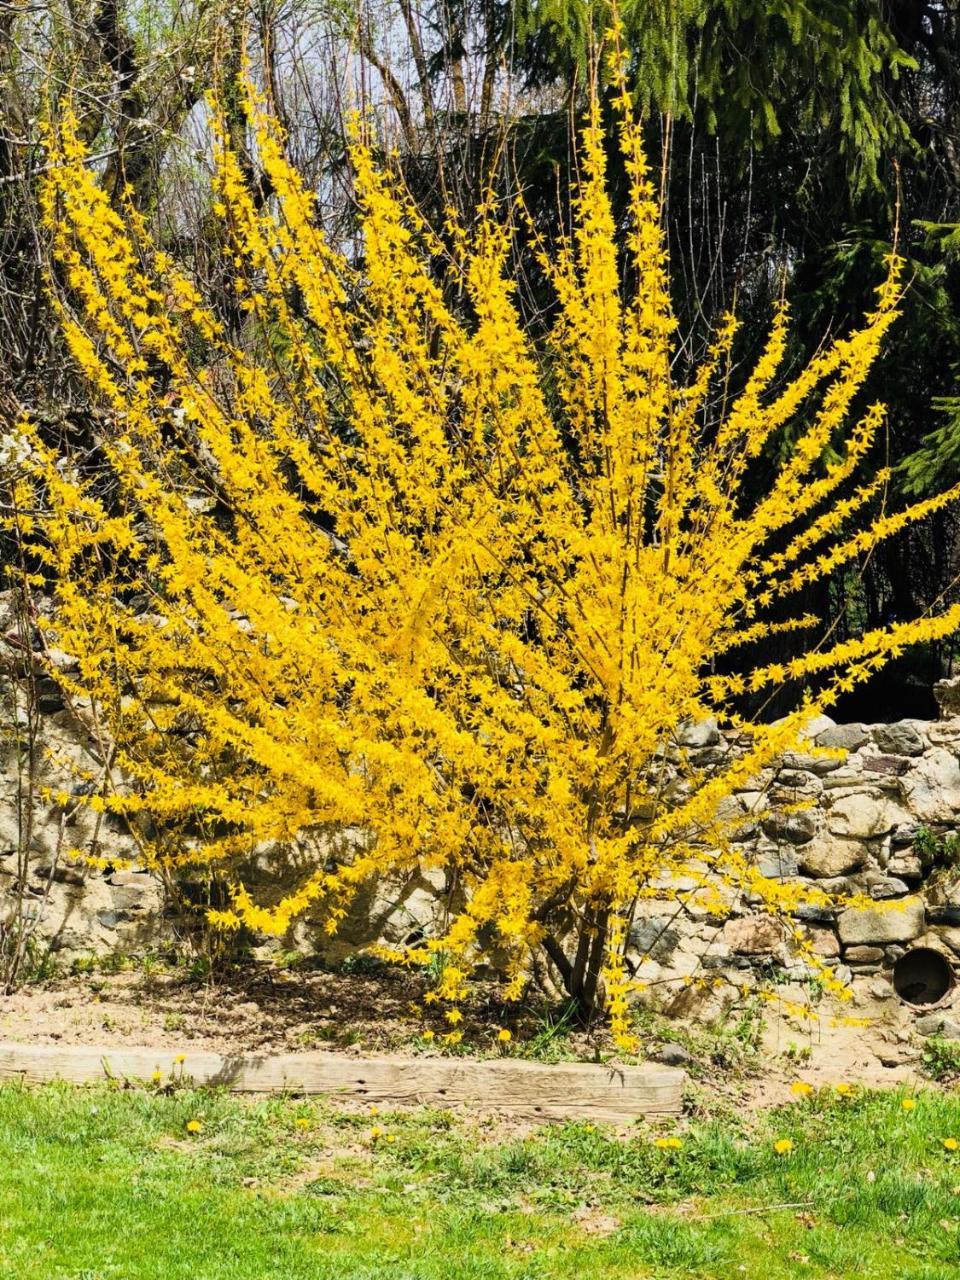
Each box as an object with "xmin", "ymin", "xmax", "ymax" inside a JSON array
[{"xmin": 892, "ymin": 947, "xmax": 954, "ymax": 1006}]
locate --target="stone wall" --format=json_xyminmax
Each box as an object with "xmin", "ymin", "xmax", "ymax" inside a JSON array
[
  {"xmin": 5, "ymin": 634, "xmax": 960, "ymax": 1000},
  {"xmin": 625, "ymin": 683, "xmax": 960, "ymax": 1018},
  {"xmin": 0, "ymin": 700, "xmax": 165, "ymax": 963}
]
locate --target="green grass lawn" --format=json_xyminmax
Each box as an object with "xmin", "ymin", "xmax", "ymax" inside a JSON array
[{"xmin": 1, "ymin": 1081, "xmax": 959, "ymax": 1279}]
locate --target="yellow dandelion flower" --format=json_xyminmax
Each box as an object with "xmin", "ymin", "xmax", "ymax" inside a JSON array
[
  {"xmin": 369, "ymin": 1105, "xmax": 379, "ymax": 1116},
  {"xmin": 834, "ymin": 1082, "xmax": 853, "ymax": 1096},
  {"xmin": 151, "ymin": 1069, "xmax": 162, "ymax": 1085},
  {"xmin": 654, "ymin": 1136, "xmax": 682, "ymax": 1150},
  {"xmin": 174, "ymin": 1054, "xmax": 186, "ymax": 1065},
  {"xmin": 443, "ymin": 1030, "xmax": 463, "ymax": 1045},
  {"xmin": 185, "ymin": 1119, "xmax": 202, "ymax": 1134},
  {"xmin": 945, "ymin": 1138, "xmax": 959, "ymax": 1152},
  {"xmin": 422, "ymin": 1029, "xmax": 435, "ymax": 1041},
  {"xmin": 385, "ymin": 1134, "xmax": 396, "ymax": 1144},
  {"xmin": 497, "ymin": 1028, "xmax": 512, "ymax": 1043},
  {"xmin": 901, "ymin": 1098, "xmax": 917, "ymax": 1112},
  {"xmin": 790, "ymin": 1081, "xmax": 813, "ymax": 1097},
  {"xmin": 370, "ymin": 1127, "xmax": 382, "ymax": 1141},
  {"xmin": 445, "ymin": 1009, "xmax": 463, "ymax": 1025},
  {"xmin": 295, "ymin": 1118, "xmax": 310, "ymax": 1130},
  {"xmin": 774, "ymin": 1138, "xmax": 794, "ymax": 1156}
]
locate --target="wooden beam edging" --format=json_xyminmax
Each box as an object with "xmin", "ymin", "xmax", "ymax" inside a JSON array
[{"xmin": 0, "ymin": 1041, "xmax": 684, "ymax": 1122}]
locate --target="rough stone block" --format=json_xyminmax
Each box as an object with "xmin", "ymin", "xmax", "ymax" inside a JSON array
[
  {"xmin": 755, "ymin": 848, "xmax": 800, "ymax": 879},
  {"xmin": 96, "ymin": 909, "xmax": 131, "ymax": 930},
  {"xmin": 628, "ymin": 917, "xmax": 680, "ymax": 964},
  {"xmin": 32, "ymin": 861, "xmax": 86, "ymax": 888},
  {"xmin": 870, "ymin": 877, "xmax": 910, "ymax": 900},
  {"xmin": 872, "ymin": 722, "xmax": 925, "ymax": 756},
  {"xmin": 862, "ymin": 755, "xmax": 911, "ymax": 777},
  {"xmin": 915, "ymin": 1014, "xmax": 960, "ymax": 1039},
  {"xmin": 676, "ymin": 717, "xmax": 719, "ymax": 748},
  {"xmin": 902, "ymin": 748, "xmax": 960, "ymax": 822},
  {"xmin": 792, "ymin": 903, "xmax": 837, "ymax": 924},
  {"xmin": 760, "ymin": 810, "xmax": 817, "ymax": 845},
  {"xmin": 837, "ymin": 898, "xmax": 924, "ymax": 946},
  {"xmin": 806, "ymin": 926, "xmax": 840, "ymax": 958},
  {"xmin": 781, "ymin": 751, "xmax": 843, "ymax": 775},
  {"xmin": 827, "ymin": 793, "xmax": 898, "ymax": 838},
  {"xmin": 816, "ymin": 723, "xmax": 870, "ymax": 752},
  {"xmin": 109, "ymin": 885, "xmax": 151, "ymax": 912},
  {"xmin": 722, "ymin": 914, "xmax": 783, "ymax": 955},
  {"xmin": 888, "ymin": 854, "xmax": 922, "ymax": 879},
  {"xmin": 934, "ymin": 677, "xmax": 960, "ymax": 718},
  {"xmin": 798, "ymin": 836, "xmax": 867, "ymax": 878},
  {"xmin": 801, "ymin": 715, "xmax": 836, "ymax": 739}
]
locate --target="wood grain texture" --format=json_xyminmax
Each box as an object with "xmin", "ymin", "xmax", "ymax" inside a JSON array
[{"xmin": 0, "ymin": 1041, "xmax": 683, "ymax": 1121}]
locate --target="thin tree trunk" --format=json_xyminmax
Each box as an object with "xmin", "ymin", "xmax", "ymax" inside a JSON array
[{"xmin": 542, "ymin": 906, "xmax": 610, "ymax": 1026}]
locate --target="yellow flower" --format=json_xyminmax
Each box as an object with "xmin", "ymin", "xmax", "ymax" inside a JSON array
[
  {"xmin": 445, "ymin": 1009, "xmax": 463, "ymax": 1026},
  {"xmin": 654, "ymin": 1136, "xmax": 682, "ymax": 1150},
  {"xmin": 774, "ymin": 1138, "xmax": 794, "ymax": 1156},
  {"xmin": 369, "ymin": 1105, "xmax": 379, "ymax": 1116},
  {"xmin": 584, "ymin": 1125, "xmax": 595, "ymax": 1134},
  {"xmin": 443, "ymin": 1030, "xmax": 463, "ymax": 1045},
  {"xmin": 295, "ymin": 1118, "xmax": 310, "ymax": 1130},
  {"xmin": 385, "ymin": 1134, "xmax": 396, "ymax": 1144},
  {"xmin": 421, "ymin": 1030, "xmax": 435, "ymax": 1042},
  {"xmin": 174, "ymin": 1054, "xmax": 186, "ymax": 1065},
  {"xmin": 945, "ymin": 1138, "xmax": 959, "ymax": 1152},
  {"xmin": 151, "ymin": 1069, "xmax": 162, "ymax": 1085},
  {"xmin": 185, "ymin": 1119, "xmax": 202, "ymax": 1134},
  {"xmin": 790, "ymin": 1081, "xmax": 813, "ymax": 1097},
  {"xmin": 901, "ymin": 1098, "xmax": 917, "ymax": 1112},
  {"xmin": 497, "ymin": 1028, "xmax": 512, "ymax": 1043},
  {"xmin": 370, "ymin": 1127, "xmax": 382, "ymax": 1141},
  {"xmin": 834, "ymin": 1082, "xmax": 853, "ymax": 1096}
]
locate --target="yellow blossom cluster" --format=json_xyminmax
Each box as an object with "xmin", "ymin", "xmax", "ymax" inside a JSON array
[{"xmin": 11, "ymin": 32, "xmax": 960, "ymax": 1047}]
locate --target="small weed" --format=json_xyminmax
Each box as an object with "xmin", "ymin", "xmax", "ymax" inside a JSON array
[
  {"xmin": 19, "ymin": 942, "xmax": 61, "ymax": 984},
  {"xmin": 137, "ymin": 952, "xmax": 169, "ymax": 981},
  {"xmin": 339, "ymin": 953, "xmax": 387, "ymax": 977},
  {"xmin": 186, "ymin": 954, "xmax": 215, "ymax": 981},
  {"xmin": 783, "ymin": 1041, "xmax": 814, "ymax": 1063},
  {"xmin": 914, "ymin": 825, "xmax": 960, "ymax": 868},
  {"xmin": 516, "ymin": 1002, "xmax": 578, "ymax": 1063},
  {"xmin": 920, "ymin": 1034, "xmax": 960, "ymax": 1081}
]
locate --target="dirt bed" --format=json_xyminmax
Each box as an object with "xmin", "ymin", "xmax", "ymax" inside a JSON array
[
  {"xmin": 0, "ymin": 963, "xmax": 596, "ymax": 1059},
  {"xmin": 0, "ymin": 959, "xmax": 936, "ymax": 1114}
]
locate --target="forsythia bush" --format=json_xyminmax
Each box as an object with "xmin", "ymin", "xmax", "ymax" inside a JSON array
[{"xmin": 12, "ymin": 41, "xmax": 960, "ymax": 1043}]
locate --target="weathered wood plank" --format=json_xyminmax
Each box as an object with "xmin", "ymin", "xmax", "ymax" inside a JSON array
[{"xmin": 0, "ymin": 1041, "xmax": 683, "ymax": 1121}]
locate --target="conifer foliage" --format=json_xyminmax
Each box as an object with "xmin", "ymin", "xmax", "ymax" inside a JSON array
[{"xmin": 12, "ymin": 37, "xmax": 960, "ymax": 1042}]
